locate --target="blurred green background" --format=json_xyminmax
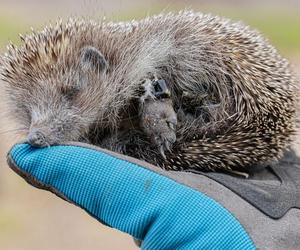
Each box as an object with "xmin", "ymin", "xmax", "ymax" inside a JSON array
[{"xmin": 0, "ymin": 1, "xmax": 299, "ymax": 250}]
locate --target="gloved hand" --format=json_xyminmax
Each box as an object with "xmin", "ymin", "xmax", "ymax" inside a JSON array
[{"xmin": 7, "ymin": 142, "xmax": 255, "ymax": 250}]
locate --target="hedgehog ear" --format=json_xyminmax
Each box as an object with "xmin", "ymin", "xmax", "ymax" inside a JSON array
[{"xmin": 79, "ymin": 46, "xmax": 108, "ymax": 74}]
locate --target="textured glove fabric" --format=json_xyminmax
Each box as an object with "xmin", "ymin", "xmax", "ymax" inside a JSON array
[{"xmin": 8, "ymin": 143, "xmax": 255, "ymax": 250}]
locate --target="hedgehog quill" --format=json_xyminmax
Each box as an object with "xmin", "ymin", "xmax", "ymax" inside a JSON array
[{"xmin": 0, "ymin": 11, "xmax": 298, "ymax": 172}]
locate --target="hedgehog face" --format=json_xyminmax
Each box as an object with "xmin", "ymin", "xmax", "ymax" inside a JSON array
[
  {"xmin": 27, "ymin": 103, "xmax": 89, "ymax": 147},
  {"xmin": 2, "ymin": 46, "xmax": 109, "ymax": 147},
  {"xmin": 26, "ymin": 46, "xmax": 109, "ymax": 147}
]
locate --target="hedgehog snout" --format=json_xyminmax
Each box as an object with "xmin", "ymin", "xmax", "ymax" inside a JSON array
[{"xmin": 27, "ymin": 129, "xmax": 48, "ymax": 148}]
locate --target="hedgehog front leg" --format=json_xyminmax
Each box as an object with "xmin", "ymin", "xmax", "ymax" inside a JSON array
[{"xmin": 139, "ymin": 79, "xmax": 177, "ymax": 159}]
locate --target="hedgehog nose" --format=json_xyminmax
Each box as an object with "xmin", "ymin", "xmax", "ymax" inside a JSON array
[{"xmin": 27, "ymin": 129, "xmax": 47, "ymax": 147}]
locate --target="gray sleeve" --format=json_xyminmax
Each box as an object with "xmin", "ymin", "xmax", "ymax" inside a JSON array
[
  {"xmin": 162, "ymin": 171, "xmax": 300, "ymax": 250},
  {"xmin": 64, "ymin": 142, "xmax": 300, "ymax": 250},
  {"xmin": 136, "ymin": 148, "xmax": 300, "ymax": 250}
]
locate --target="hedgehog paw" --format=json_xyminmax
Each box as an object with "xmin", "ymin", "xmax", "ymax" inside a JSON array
[
  {"xmin": 140, "ymin": 77, "xmax": 177, "ymax": 159},
  {"xmin": 140, "ymin": 99, "xmax": 177, "ymax": 159}
]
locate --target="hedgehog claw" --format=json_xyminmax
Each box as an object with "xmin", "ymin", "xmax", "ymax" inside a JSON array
[
  {"xmin": 165, "ymin": 140, "xmax": 171, "ymax": 152},
  {"xmin": 158, "ymin": 135, "xmax": 175, "ymax": 159},
  {"xmin": 159, "ymin": 145, "xmax": 167, "ymax": 159}
]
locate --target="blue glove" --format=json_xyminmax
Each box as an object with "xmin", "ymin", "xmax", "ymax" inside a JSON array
[{"xmin": 7, "ymin": 142, "xmax": 255, "ymax": 250}]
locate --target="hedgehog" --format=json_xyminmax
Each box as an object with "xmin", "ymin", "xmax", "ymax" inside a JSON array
[{"xmin": 0, "ymin": 10, "xmax": 298, "ymax": 173}]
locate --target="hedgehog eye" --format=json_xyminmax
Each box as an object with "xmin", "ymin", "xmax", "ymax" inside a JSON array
[{"xmin": 61, "ymin": 86, "xmax": 80, "ymax": 100}]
